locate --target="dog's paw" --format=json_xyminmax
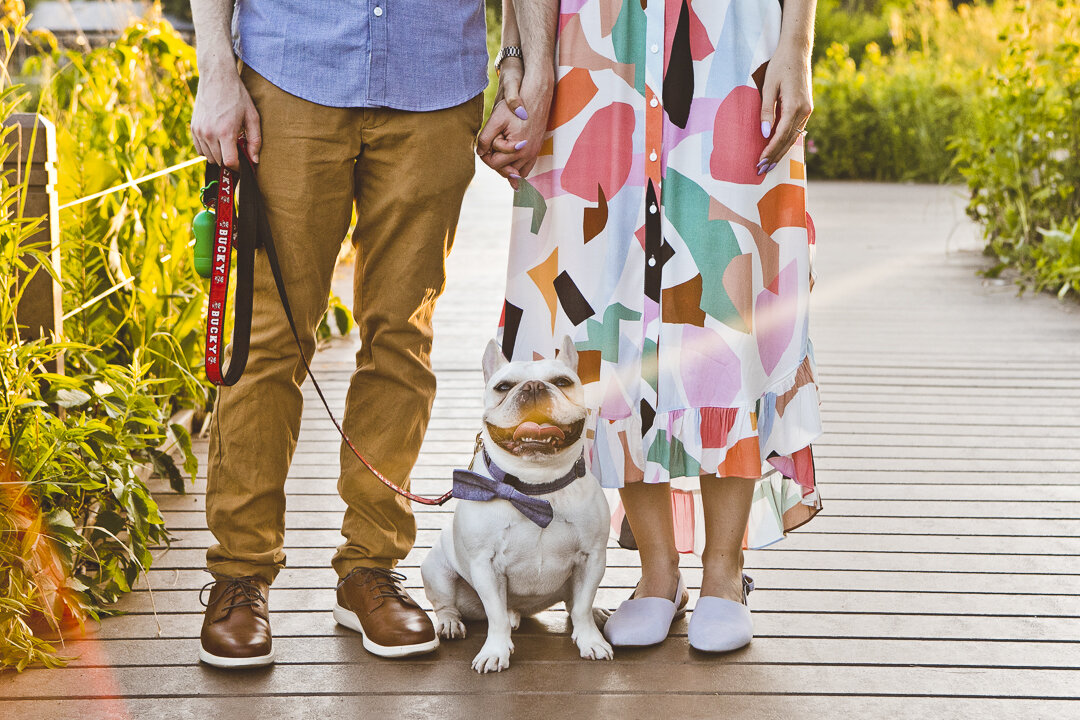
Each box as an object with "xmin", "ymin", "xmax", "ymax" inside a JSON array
[
  {"xmin": 508, "ymin": 609, "xmax": 521, "ymax": 631},
  {"xmin": 471, "ymin": 639, "xmax": 514, "ymax": 674},
  {"xmin": 573, "ymin": 629, "xmax": 613, "ymax": 661},
  {"xmin": 436, "ymin": 616, "xmax": 466, "ymax": 640}
]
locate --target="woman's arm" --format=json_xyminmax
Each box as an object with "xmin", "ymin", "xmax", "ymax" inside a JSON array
[{"xmin": 758, "ymin": 0, "xmax": 817, "ymax": 173}]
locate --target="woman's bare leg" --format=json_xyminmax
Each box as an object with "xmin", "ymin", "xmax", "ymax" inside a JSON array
[
  {"xmin": 618, "ymin": 481, "xmax": 680, "ymax": 599},
  {"xmin": 699, "ymin": 475, "xmax": 756, "ymax": 601}
]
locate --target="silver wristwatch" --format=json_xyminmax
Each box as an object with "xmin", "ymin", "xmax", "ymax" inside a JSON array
[{"xmin": 495, "ymin": 45, "xmax": 524, "ymax": 74}]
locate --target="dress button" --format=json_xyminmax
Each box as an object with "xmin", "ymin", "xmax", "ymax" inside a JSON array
[
  {"xmin": 651, "ymin": 43, "xmax": 659, "ymax": 54},
  {"xmin": 650, "ymin": 151, "xmax": 658, "ymax": 162},
  {"xmin": 649, "ymin": 204, "xmax": 658, "ymax": 215},
  {"xmin": 373, "ymin": 6, "xmax": 383, "ymax": 16},
  {"xmin": 648, "ymin": 257, "xmax": 656, "ymax": 267},
  {"xmin": 650, "ymin": 97, "xmax": 659, "ymax": 108}
]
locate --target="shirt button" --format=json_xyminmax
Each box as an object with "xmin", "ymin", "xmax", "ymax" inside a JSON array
[
  {"xmin": 373, "ymin": 6, "xmax": 383, "ymax": 16},
  {"xmin": 649, "ymin": 204, "xmax": 658, "ymax": 215},
  {"xmin": 651, "ymin": 43, "xmax": 659, "ymax": 54},
  {"xmin": 648, "ymin": 257, "xmax": 657, "ymax": 267},
  {"xmin": 650, "ymin": 97, "xmax": 659, "ymax": 108},
  {"xmin": 650, "ymin": 151, "xmax": 658, "ymax": 162}
]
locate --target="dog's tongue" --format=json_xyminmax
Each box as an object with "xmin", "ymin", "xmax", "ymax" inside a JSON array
[{"xmin": 513, "ymin": 422, "xmax": 566, "ymax": 441}]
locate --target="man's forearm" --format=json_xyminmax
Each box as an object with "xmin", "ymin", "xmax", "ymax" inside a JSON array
[
  {"xmin": 191, "ymin": 0, "xmax": 239, "ymax": 78},
  {"xmin": 510, "ymin": 0, "xmax": 558, "ymax": 85}
]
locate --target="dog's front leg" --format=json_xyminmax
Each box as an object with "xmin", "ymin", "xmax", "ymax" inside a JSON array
[
  {"xmin": 467, "ymin": 558, "xmax": 515, "ymax": 673},
  {"xmin": 567, "ymin": 549, "xmax": 613, "ymax": 660}
]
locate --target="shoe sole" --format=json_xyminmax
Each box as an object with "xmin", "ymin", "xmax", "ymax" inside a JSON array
[
  {"xmin": 198, "ymin": 647, "xmax": 275, "ymax": 668},
  {"xmin": 333, "ymin": 604, "xmax": 440, "ymax": 658}
]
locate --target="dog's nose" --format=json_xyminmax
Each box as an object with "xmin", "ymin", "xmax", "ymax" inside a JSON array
[{"xmin": 520, "ymin": 380, "xmax": 548, "ymax": 398}]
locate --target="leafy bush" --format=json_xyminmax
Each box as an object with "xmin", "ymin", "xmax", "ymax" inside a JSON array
[
  {"xmin": 2, "ymin": 11, "xmax": 199, "ymax": 671},
  {"xmin": 813, "ymin": 0, "xmax": 896, "ymax": 66},
  {"xmin": 0, "ymin": 76, "xmax": 187, "ymax": 674},
  {"xmin": 952, "ymin": 1, "xmax": 1080, "ymax": 298},
  {"xmin": 810, "ymin": 40, "xmax": 976, "ymax": 182},
  {"xmin": 24, "ymin": 18, "xmax": 212, "ymax": 414}
]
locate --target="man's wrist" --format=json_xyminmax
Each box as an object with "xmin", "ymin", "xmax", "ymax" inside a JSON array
[{"xmin": 495, "ymin": 45, "xmax": 524, "ymax": 74}]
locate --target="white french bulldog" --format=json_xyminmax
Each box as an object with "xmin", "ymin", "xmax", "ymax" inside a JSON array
[{"xmin": 421, "ymin": 336, "xmax": 613, "ymax": 673}]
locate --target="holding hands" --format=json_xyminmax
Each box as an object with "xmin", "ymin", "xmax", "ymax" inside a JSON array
[{"xmin": 477, "ymin": 55, "xmax": 553, "ymax": 191}]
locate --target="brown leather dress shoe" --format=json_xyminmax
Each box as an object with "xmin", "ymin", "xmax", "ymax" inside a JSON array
[
  {"xmin": 333, "ymin": 567, "xmax": 439, "ymax": 658},
  {"xmin": 199, "ymin": 576, "xmax": 274, "ymax": 668}
]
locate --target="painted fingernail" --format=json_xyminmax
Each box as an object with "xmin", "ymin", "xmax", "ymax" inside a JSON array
[
  {"xmin": 515, "ymin": 107, "xmax": 529, "ymax": 120},
  {"xmin": 761, "ymin": 121, "xmax": 771, "ymax": 138},
  {"xmin": 509, "ymin": 173, "xmax": 521, "ymax": 180},
  {"xmin": 757, "ymin": 166, "xmax": 767, "ymax": 176},
  {"xmin": 767, "ymin": 162, "xmax": 778, "ymax": 172},
  {"xmin": 756, "ymin": 158, "xmax": 769, "ymax": 168},
  {"xmin": 514, "ymin": 140, "xmax": 528, "ymax": 150}
]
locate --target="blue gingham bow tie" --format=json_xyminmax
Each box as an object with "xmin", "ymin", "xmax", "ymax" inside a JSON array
[{"xmin": 451, "ymin": 452, "xmax": 586, "ymax": 528}]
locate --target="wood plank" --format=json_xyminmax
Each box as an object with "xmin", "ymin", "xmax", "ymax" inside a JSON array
[
  {"xmin": 44, "ymin": 635, "xmax": 1080, "ymax": 670},
  {"xmin": 142, "ymin": 547, "xmax": 1080, "ymax": 574},
  {"xmin": 152, "ymin": 529, "xmax": 1080, "ymax": 555},
  {"xmin": 107, "ymin": 587, "xmax": 1080, "ymax": 618},
  {"xmin": 74, "ymin": 608, "xmax": 1080, "ymax": 643},
  {"xmin": 4, "ymin": 696, "xmax": 1078, "ymax": 720},
  {"xmin": 3, "ymin": 663, "xmax": 1079, "ymax": 700}
]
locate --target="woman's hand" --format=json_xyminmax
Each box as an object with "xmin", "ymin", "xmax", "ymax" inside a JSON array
[{"xmin": 757, "ymin": 40, "xmax": 813, "ymax": 175}]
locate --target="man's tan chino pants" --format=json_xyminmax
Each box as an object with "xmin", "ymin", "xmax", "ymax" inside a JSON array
[{"xmin": 206, "ymin": 67, "xmax": 483, "ymax": 583}]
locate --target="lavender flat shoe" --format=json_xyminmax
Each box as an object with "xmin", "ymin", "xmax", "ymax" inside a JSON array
[
  {"xmin": 602, "ymin": 574, "xmax": 688, "ymax": 647},
  {"xmin": 687, "ymin": 575, "xmax": 755, "ymax": 653}
]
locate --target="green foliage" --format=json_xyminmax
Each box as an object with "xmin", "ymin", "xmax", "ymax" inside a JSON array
[
  {"xmin": 24, "ymin": 18, "xmax": 211, "ymax": 414},
  {"xmin": 810, "ymin": 40, "xmax": 976, "ymax": 182},
  {"xmin": 952, "ymin": 1, "xmax": 1080, "ymax": 298},
  {"xmin": 0, "ymin": 83, "xmax": 182, "ymax": 671},
  {"xmin": 2, "ymin": 12, "xmax": 201, "ymax": 671},
  {"xmin": 813, "ymin": 0, "xmax": 895, "ymax": 66}
]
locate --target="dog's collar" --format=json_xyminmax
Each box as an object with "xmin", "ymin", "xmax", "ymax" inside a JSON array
[{"xmin": 481, "ymin": 447, "xmax": 586, "ymax": 496}]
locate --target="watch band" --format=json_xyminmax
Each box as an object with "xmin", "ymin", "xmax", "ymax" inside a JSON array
[{"xmin": 495, "ymin": 45, "xmax": 523, "ymax": 74}]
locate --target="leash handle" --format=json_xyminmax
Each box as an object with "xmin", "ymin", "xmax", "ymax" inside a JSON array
[
  {"xmin": 203, "ymin": 161, "xmax": 253, "ymax": 386},
  {"xmin": 203, "ymin": 145, "xmax": 452, "ymax": 506}
]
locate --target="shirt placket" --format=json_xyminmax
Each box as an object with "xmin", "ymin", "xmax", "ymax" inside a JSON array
[
  {"xmin": 367, "ymin": 0, "xmax": 388, "ymax": 105},
  {"xmin": 640, "ymin": 2, "xmax": 666, "ymax": 435}
]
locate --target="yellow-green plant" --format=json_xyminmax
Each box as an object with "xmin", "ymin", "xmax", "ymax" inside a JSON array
[
  {"xmin": 2, "ymin": 8, "xmax": 195, "ymax": 671},
  {"xmin": 952, "ymin": 0, "xmax": 1080, "ymax": 298},
  {"xmin": 24, "ymin": 16, "xmax": 212, "ymax": 413}
]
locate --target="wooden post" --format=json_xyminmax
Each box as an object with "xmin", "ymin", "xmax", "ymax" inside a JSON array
[{"xmin": 4, "ymin": 113, "xmax": 62, "ymax": 370}]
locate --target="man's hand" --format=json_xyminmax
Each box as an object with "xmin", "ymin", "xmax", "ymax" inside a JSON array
[
  {"xmin": 191, "ymin": 73, "xmax": 262, "ymax": 170},
  {"xmin": 478, "ymin": 60, "xmax": 552, "ymax": 190},
  {"xmin": 190, "ymin": 0, "xmax": 261, "ymax": 170}
]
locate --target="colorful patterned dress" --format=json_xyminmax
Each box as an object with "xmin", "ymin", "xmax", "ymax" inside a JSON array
[{"xmin": 498, "ymin": 0, "xmax": 822, "ymax": 553}]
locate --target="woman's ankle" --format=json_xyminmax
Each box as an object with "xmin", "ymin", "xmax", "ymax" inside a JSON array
[
  {"xmin": 699, "ymin": 553, "xmax": 746, "ymax": 602},
  {"xmin": 635, "ymin": 555, "xmax": 680, "ymax": 600}
]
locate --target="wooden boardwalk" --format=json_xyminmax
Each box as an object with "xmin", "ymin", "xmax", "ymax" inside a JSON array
[{"xmin": 3, "ymin": 170, "xmax": 1080, "ymax": 719}]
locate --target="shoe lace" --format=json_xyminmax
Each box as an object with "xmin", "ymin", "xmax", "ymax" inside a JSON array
[
  {"xmin": 199, "ymin": 576, "xmax": 266, "ymax": 612},
  {"xmin": 341, "ymin": 567, "xmax": 413, "ymax": 604}
]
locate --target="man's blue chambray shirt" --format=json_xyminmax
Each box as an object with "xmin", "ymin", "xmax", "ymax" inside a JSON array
[{"xmin": 232, "ymin": 0, "xmax": 489, "ymax": 111}]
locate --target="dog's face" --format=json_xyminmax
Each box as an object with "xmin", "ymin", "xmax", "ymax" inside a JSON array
[{"xmin": 481, "ymin": 336, "xmax": 586, "ymax": 465}]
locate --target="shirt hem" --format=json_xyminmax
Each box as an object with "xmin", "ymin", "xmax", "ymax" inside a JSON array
[{"xmin": 236, "ymin": 47, "xmax": 487, "ymax": 111}]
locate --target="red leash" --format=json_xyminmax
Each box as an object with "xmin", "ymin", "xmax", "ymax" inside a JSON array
[{"xmin": 203, "ymin": 144, "xmax": 452, "ymax": 506}]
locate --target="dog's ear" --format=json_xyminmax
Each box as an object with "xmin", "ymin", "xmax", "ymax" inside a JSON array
[
  {"xmin": 482, "ymin": 338, "xmax": 509, "ymax": 382},
  {"xmin": 556, "ymin": 335, "xmax": 578, "ymax": 373}
]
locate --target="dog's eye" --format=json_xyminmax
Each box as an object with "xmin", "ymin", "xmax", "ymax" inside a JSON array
[
  {"xmin": 552, "ymin": 376, "xmax": 573, "ymax": 388},
  {"xmin": 494, "ymin": 381, "xmax": 514, "ymax": 393}
]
